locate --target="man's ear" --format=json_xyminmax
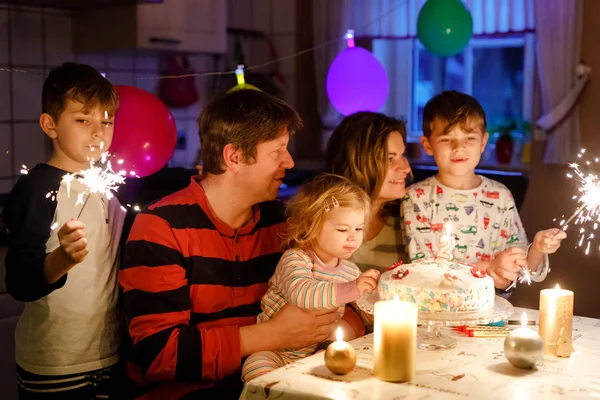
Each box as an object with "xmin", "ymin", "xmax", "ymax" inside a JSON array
[
  {"xmin": 420, "ymin": 136, "xmax": 434, "ymax": 156},
  {"xmin": 40, "ymin": 113, "xmax": 57, "ymax": 139},
  {"xmin": 480, "ymin": 131, "xmax": 489, "ymax": 153},
  {"xmin": 222, "ymin": 143, "xmax": 243, "ymax": 172}
]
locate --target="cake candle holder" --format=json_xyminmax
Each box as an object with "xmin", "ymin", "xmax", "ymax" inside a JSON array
[
  {"xmin": 504, "ymin": 312, "xmax": 543, "ymax": 369},
  {"xmin": 539, "ymin": 284, "xmax": 575, "ymax": 357}
]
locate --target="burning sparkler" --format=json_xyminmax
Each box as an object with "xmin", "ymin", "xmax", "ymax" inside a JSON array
[
  {"xmin": 62, "ymin": 152, "xmax": 127, "ymax": 220},
  {"xmin": 554, "ymin": 149, "xmax": 600, "ymax": 255}
]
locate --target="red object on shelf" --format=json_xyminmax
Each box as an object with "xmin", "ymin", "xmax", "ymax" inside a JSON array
[{"xmin": 495, "ymin": 135, "xmax": 514, "ymax": 164}]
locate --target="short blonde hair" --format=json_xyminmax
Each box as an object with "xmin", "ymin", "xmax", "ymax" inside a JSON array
[{"xmin": 283, "ymin": 173, "xmax": 371, "ymax": 250}]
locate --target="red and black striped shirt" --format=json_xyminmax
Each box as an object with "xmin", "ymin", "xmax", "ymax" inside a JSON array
[{"xmin": 120, "ymin": 176, "xmax": 285, "ymax": 398}]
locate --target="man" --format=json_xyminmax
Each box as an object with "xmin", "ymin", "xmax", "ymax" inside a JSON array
[{"xmin": 120, "ymin": 90, "xmax": 365, "ymax": 399}]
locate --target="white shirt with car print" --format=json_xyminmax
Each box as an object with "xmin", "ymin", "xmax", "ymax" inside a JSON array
[{"xmin": 402, "ymin": 175, "xmax": 528, "ymax": 264}]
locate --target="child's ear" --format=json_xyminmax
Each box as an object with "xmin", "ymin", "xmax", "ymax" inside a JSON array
[
  {"xmin": 420, "ymin": 136, "xmax": 434, "ymax": 156},
  {"xmin": 222, "ymin": 143, "xmax": 242, "ymax": 172},
  {"xmin": 40, "ymin": 113, "xmax": 57, "ymax": 139},
  {"xmin": 480, "ymin": 131, "xmax": 489, "ymax": 153}
]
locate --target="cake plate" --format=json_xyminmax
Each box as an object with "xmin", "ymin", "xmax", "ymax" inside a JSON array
[{"xmin": 356, "ymin": 292, "xmax": 514, "ymax": 350}]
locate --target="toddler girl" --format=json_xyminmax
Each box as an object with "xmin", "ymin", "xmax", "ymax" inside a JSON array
[{"xmin": 242, "ymin": 173, "xmax": 380, "ymax": 382}]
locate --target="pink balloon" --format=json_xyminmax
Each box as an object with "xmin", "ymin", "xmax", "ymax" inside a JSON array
[{"xmin": 110, "ymin": 85, "xmax": 177, "ymax": 178}]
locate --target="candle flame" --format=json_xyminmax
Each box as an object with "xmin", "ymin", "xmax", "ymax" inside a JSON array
[
  {"xmin": 521, "ymin": 311, "xmax": 528, "ymax": 328},
  {"xmin": 555, "ymin": 283, "xmax": 560, "ymax": 290},
  {"xmin": 336, "ymin": 326, "xmax": 343, "ymax": 342},
  {"xmin": 444, "ymin": 222, "xmax": 452, "ymax": 235}
]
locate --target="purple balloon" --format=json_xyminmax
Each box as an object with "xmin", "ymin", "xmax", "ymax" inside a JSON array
[{"xmin": 326, "ymin": 47, "xmax": 389, "ymax": 116}]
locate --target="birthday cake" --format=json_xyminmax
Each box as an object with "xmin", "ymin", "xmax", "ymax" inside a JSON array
[{"xmin": 378, "ymin": 260, "xmax": 495, "ymax": 312}]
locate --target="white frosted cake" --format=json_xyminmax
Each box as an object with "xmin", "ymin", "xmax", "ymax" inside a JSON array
[{"xmin": 378, "ymin": 260, "xmax": 495, "ymax": 312}]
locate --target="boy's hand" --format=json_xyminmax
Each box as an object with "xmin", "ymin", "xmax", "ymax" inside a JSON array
[
  {"xmin": 532, "ymin": 229, "xmax": 567, "ymax": 255},
  {"xmin": 356, "ymin": 269, "xmax": 380, "ymax": 295},
  {"xmin": 487, "ymin": 247, "xmax": 526, "ymax": 289},
  {"xmin": 57, "ymin": 219, "xmax": 88, "ymax": 264}
]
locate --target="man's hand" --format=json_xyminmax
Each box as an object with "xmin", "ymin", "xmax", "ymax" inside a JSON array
[{"xmin": 269, "ymin": 305, "xmax": 339, "ymax": 349}]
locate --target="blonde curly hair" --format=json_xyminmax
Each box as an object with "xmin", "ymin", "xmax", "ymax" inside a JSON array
[{"xmin": 282, "ymin": 173, "xmax": 371, "ymax": 250}]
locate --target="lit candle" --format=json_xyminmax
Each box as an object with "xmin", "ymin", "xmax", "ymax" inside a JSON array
[
  {"xmin": 504, "ymin": 312, "xmax": 543, "ymax": 369},
  {"xmin": 539, "ymin": 284, "xmax": 575, "ymax": 357},
  {"xmin": 324, "ymin": 327, "xmax": 356, "ymax": 375},
  {"xmin": 435, "ymin": 222, "xmax": 456, "ymax": 261},
  {"xmin": 373, "ymin": 296, "xmax": 417, "ymax": 382}
]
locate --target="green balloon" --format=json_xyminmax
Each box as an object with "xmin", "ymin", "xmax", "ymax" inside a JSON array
[{"xmin": 417, "ymin": 0, "xmax": 473, "ymax": 57}]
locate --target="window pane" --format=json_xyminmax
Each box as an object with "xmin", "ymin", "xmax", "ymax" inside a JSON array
[
  {"xmin": 472, "ymin": 46, "xmax": 524, "ymax": 129},
  {"xmin": 413, "ymin": 47, "xmax": 465, "ymax": 131}
]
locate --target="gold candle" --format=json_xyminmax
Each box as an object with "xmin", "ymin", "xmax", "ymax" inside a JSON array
[
  {"xmin": 539, "ymin": 284, "xmax": 575, "ymax": 357},
  {"xmin": 373, "ymin": 296, "xmax": 417, "ymax": 382},
  {"xmin": 324, "ymin": 327, "xmax": 356, "ymax": 375}
]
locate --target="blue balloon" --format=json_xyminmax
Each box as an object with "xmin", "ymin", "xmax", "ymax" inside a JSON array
[{"xmin": 326, "ymin": 47, "xmax": 389, "ymax": 116}]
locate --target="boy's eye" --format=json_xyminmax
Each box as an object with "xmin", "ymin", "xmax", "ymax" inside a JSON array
[
  {"xmin": 336, "ymin": 229, "xmax": 348, "ymax": 233},
  {"xmin": 76, "ymin": 119, "xmax": 87, "ymax": 123},
  {"xmin": 102, "ymin": 121, "xmax": 113, "ymax": 126},
  {"xmin": 356, "ymin": 228, "xmax": 363, "ymax": 231}
]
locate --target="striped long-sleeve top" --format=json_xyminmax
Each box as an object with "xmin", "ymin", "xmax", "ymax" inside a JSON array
[
  {"xmin": 258, "ymin": 249, "xmax": 361, "ymax": 324},
  {"xmin": 119, "ymin": 177, "xmax": 286, "ymax": 398}
]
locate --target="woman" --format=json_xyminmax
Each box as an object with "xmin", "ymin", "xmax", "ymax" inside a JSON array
[{"xmin": 326, "ymin": 112, "xmax": 412, "ymax": 272}]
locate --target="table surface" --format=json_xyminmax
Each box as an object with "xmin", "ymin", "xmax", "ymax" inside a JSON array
[{"xmin": 241, "ymin": 307, "xmax": 600, "ymax": 400}]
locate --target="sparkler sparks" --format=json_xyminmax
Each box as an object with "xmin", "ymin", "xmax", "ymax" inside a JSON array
[
  {"xmin": 61, "ymin": 152, "xmax": 127, "ymax": 219},
  {"xmin": 557, "ymin": 149, "xmax": 600, "ymax": 255}
]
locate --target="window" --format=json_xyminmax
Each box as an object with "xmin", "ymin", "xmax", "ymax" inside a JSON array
[{"xmin": 412, "ymin": 36, "xmax": 534, "ymax": 142}]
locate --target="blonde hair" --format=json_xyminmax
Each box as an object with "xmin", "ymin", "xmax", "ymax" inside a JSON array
[{"xmin": 283, "ymin": 173, "xmax": 371, "ymax": 250}]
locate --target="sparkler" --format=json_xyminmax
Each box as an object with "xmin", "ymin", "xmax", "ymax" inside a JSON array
[
  {"xmin": 553, "ymin": 149, "xmax": 600, "ymax": 255},
  {"xmin": 62, "ymin": 151, "xmax": 127, "ymax": 220}
]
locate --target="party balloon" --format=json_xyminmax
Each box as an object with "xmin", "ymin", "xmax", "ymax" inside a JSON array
[
  {"xmin": 326, "ymin": 46, "xmax": 389, "ymax": 116},
  {"xmin": 110, "ymin": 86, "xmax": 177, "ymax": 178},
  {"xmin": 417, "ymin": 0, "xmax": 473, "ymax": 57}
]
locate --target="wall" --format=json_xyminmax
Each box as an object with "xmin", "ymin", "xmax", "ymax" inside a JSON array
[
  {"xmin": 509, "ymin": 0, "xmax": 600, "ymax": 319},
  {"xmin": 0, "ymin": 0, "xmax": 297, "ymax": 192}
]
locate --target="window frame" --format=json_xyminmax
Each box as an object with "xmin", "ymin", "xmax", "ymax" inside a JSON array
[{"xmin": 409, "ymin": 34, "xmax": 535, "ymax": 142}]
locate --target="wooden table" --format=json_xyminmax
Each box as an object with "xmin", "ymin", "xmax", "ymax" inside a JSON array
[{"xmin": 241, "ymin": 308, "xmax": 600, "ymax": 399}]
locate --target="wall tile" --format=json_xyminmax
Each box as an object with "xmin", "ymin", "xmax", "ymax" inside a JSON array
[
  {"xmin": 12, "ymin": 69, "xmax": 43, "ymax": 120},
  {"xmin": 0, "ymin": 9, "xmax": 9, "ymax": 64},
  {"xmin": 0, "ymin": 72, "xmax": 10, "ymax": 121},
  {"xmin": 75, "ymin": 53, "xmax": 107, "ymax": 71},
  {"xmin": 13, "ymin": 123, "xmax": 46, "ymax": 174},
  {"xmin": 10, "ymin": 9, "xmax": 43, "ymax": 66},
  {"xmin": 107, "ymin": 55, "xmax": 134, "ymax": 70},
  {"xmin": 44, "ymin": 13, "xmax": 74, "ymax": 66},
  {"xmin": 0, "ymin": 123, "xmax": 12, "ymax": 177}
]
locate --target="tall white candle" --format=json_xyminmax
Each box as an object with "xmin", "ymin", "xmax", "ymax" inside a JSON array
[
  {"xmin": 373, "ymin": 296, "xmax": 417, "ymax": 382},
  {"xmin": 539, "ymin": 284, "xmax": 575, "ymax": 357}
]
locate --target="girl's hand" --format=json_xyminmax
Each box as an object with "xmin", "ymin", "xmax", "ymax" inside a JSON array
[{"xmin": 356, "ymin": 269, "xmax": 380, "ymax": 295}]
